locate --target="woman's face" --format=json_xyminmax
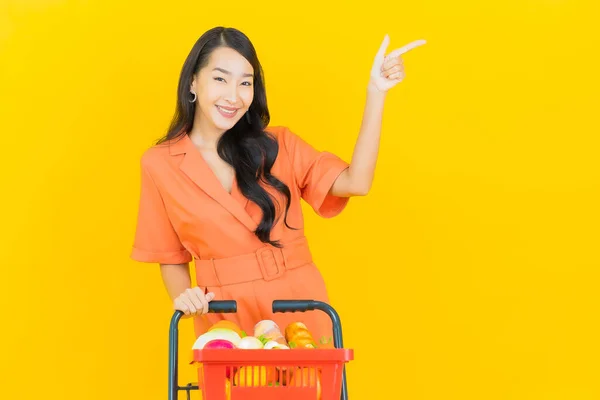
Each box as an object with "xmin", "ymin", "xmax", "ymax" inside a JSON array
[{"xmin": 191, "ymin": 46, "xmax": 255, "ymax": 133}]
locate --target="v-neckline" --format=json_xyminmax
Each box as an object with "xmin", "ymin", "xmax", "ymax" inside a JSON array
[
  {"xmin": 184, "ymin": 133, "xmax": 248, "ymax": 207},
  {"xmin": 167, "ymin": 132, "xmax": 257, "ymax": 232}
]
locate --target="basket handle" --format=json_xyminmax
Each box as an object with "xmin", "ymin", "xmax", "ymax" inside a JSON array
[
  {"xmin": 272, "ymin": 300, "xmax": 343, "ymax": 348},
  {"xmin": 168, "ymin": 300, "xmax": 349, "ymax": 400},
  {"xmin": 273, "ymin": 300, "xmax": 348, "ymax": 400},
  {"xmin": 168, "ymin": 301, "xmax": 237, "ymax": 400}
]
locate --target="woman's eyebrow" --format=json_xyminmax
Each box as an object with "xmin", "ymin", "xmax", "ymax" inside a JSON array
[{"xmin": 212, "ymin": 67, "xmax": 253, "ymax": 78}]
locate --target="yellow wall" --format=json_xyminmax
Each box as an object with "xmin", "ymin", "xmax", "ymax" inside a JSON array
[{"xmin": 2, "ymin": 0, "xmax": 599, "ymax": 399}]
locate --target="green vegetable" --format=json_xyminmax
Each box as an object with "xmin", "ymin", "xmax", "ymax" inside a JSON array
[{"xmin": 257, "ymin": 334, "xmax": 269, "ymax": 345}]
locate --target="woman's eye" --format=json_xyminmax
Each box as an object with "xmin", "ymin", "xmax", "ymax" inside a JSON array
[{"xmin": 214, "ymin": 77, "xmax": 251, "ymax": 86}]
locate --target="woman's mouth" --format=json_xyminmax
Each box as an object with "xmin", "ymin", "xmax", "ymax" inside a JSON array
[{"xmin": 216, "ymin": 105, "xmax": 239, "ymax": 118}]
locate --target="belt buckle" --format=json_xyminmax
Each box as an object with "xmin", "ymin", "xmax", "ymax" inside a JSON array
[{"xmin": 255, "ymin": 247, "xmax": 286, "ymax": 282}]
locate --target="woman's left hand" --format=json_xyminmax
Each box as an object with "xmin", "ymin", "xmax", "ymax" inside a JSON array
[{"xmin": 368, "ymin": 34, "xmax": 426, "ymax": 93}]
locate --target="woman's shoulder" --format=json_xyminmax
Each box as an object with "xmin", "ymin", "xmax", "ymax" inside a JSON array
[
  {"xmin": 138, "ymin": 136, "xmax": 182, "ymax": 172},
  {"xmin": 264, "ymin": 125, "xmax": 301, "ymax": 147},
  {"xmin": 264, "ymin": 125, "xmax": 288, "ymax": 137}
]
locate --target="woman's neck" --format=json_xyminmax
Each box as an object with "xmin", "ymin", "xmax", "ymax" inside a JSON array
[{"xmin": 188, "ymin": 115, "xmax": 225, "ymax": 150}]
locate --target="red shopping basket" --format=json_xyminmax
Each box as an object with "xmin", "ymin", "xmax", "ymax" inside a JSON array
[{"xmin": 168, "ymin": 300, "xmax": 354, "ymax": 400}]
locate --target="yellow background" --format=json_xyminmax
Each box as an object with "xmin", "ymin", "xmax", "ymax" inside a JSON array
[{"xmin": 1, "ymin": 0, "xmax": 599, "ymax": 399}]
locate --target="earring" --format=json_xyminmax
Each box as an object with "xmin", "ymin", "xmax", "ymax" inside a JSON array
[
  {"xmin": 245, "ymin": 111, "xmax": 252, "ymax": 124},
  {"xmin": 189, "ymin": 90, "xmax": 197, "ymax": 103}
]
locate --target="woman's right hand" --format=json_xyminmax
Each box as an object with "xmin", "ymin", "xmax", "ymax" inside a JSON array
[{"xmin": 174, "ymin": 287, "xmax": 215, "ymax": 317}]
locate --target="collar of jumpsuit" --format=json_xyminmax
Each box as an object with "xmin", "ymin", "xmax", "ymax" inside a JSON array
[{"xmin": 168, "ymin": 132, "xmax": 258, "ymax": 233}]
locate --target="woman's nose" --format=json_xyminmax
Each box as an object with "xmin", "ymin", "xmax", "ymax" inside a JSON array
[{"xmin": 223, "ymin": 83, "xmax": 238, "ymax": 103}]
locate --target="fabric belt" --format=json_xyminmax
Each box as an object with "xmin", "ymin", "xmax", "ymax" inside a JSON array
[{"xmin": 194, "ymin": 236, "xmax": 313, "ymax": 287}]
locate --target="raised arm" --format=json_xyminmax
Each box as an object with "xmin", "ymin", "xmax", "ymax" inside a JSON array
[{"xmin": 330, "ymin": 35, "xmax": 426, "ymax": 197}]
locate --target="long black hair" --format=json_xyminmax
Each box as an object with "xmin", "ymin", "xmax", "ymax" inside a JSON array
[{"xmin": 156, "ymin": 27, "xmax": 294, "ymax": 247}]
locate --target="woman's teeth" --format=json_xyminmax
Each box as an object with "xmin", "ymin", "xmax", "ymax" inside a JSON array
[{"xmin": 217, "ymin": 105, "xmax": 237, "ymax": 115}]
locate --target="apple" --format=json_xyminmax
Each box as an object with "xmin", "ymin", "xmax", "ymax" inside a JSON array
[
  {"xmin": 192, "ymin": 328, "xmax": 242, "ymax": 349},
  {"xmin": 204, "ymin": 339, "xmax": 236, "ymax": 349}
]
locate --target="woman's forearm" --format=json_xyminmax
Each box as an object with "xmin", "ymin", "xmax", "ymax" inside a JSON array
[
  {"xmin": 331, "ymin": 88, "xmax": 387, "ymax": 197},
  {"xmin": 160, "ymin": 263, "xmax": 192, "ymax": 301},
  {"xmin": 347, "ymin": 87, "xmax": 386, "ymax": 194}
]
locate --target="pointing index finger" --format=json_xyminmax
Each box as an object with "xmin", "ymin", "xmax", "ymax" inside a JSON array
[{"xmin": 387, "ymin": 39, "xmax": 427, "ymax": 58}]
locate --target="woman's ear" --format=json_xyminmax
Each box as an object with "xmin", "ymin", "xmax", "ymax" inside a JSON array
[{"xmin": 190, "ymin": 75, "xmax": 197, "ymax": 92}]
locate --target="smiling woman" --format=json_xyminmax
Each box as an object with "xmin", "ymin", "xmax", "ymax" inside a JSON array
[
  {"xmin": 195, "ymin": 51, "xmax": 255, "ymax": 128},
  {"xmin": 129, "ymin": 26, "xmax": 425, "ymax": 355}
]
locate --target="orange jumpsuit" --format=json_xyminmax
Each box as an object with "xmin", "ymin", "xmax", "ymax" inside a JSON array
[{"xmin": 130, "ymin": 126, "xmax": 350, "ymax": 347}]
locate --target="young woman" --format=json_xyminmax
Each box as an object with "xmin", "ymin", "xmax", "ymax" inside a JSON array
[{"xmin": 131, "ymin": 27, "xmax": 425, "ymax": 346}]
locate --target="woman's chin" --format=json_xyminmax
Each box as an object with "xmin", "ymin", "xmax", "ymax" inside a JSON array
[{"xmin": 212, "ymin": 116, "xmax": 241, "ymax": 131}]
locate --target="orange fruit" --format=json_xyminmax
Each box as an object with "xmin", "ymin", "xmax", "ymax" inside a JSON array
[
  {"xmin": 289, "ymin": 367, "xmax": 322, "ymax": 400},
  {"xmin": 208, "ymin": 320, "xmax": 244, "ymax": 337},
  {"xmin": 265, "ymin": 366, "xmax": 279, "ymax": 385},
  {"xmin": 233, "ymin": 366, "xmax": 268, "ymax": 387}
]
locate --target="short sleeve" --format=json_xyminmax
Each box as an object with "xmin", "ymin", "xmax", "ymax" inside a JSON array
[
  {"xmin": 130, "ymin": 157, "xmax": 192, "ymax": 264},
  {"xmin": 280, "ymin": 127, "xmax": 350, "ymax": 218}
]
